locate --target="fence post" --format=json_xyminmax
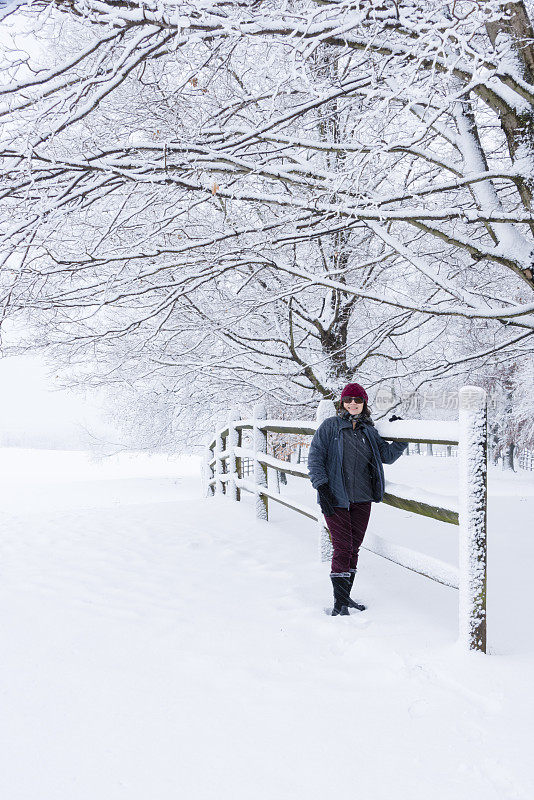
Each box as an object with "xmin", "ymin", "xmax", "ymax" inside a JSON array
[
  {"xmin": 316, "ymin": 398, "xmax": 337, "ymax": 562},
  {"xmin": 253, "ymin": 402, "xmax": 268, "ymax": 520},
  {"xmin": 458, "ymin": 386, "xmax": 488, "ymax": 653},
  {"xmin": 227, "ymin": 409, "xmax": 240, "ymax": 502},
  {"xmin": 237, "ymin": 418, "xmax": 243, "ymax": 499},
  {"xmin": 214, "ymin": 419, "xmax": 226, "ymax": 496},
  {"xmin": 203, "ymin": 443, "xmax": 215, "ymax": 497}
]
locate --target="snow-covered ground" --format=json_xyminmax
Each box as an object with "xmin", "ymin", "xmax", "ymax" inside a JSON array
[{"xmin": 1, "ymin": 449, "xmax": 533, "ymax": 800}]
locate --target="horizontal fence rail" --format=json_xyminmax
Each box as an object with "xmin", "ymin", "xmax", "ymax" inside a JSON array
[
  {"xmin": 204, "ymin": 389, "xmax": 488, "ymax": 653},
  {"xmin": 210, "ymin": 418, "xmax": 461, "ymax": 446}
]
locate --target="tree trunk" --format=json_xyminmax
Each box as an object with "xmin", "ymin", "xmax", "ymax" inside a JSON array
[
  {"xmin": 505, "ymin": 441, "xmax": 516, "ymax": 471},
  {"xmin": 485, "ymin": 2, "xmax": 534, "ymax": 209}
]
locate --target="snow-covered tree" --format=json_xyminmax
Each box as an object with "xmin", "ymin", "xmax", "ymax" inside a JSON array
[{"xmin": 1, "ymin": 1, "xmax": 534, "ymax": 445}]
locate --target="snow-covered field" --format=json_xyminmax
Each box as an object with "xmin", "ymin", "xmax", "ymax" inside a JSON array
[{"xmin": 1, "ymin": 448, "xmax": 533, "ymax": 800}]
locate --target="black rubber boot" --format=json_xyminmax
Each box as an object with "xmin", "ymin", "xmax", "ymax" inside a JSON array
[
  {"xmin": 347, "ymin": 571, "xmax": 366, "ymax": 611},
  {"xmin": 330, "ymin": 575, "xmax": 350, "ymax": 616}
]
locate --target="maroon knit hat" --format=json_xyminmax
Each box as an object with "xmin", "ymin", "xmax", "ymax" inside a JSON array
[{"xmin": 340, "ymin": 383, "xmax": 368, "ymax": 403}]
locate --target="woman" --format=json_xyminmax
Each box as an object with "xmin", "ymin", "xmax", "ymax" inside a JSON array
[{"xmin": 308, "ymin": 382, "xmax": 407, "ymax": 616}]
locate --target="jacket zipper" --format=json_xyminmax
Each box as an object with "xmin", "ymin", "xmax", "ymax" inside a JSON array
[
  {"xmin": 337, "ymin": 426, "xmax": 350, "ymax": 509},
  {"xmin": 361, "ymin": 427, "xmax": 382, "ymax": 498}
]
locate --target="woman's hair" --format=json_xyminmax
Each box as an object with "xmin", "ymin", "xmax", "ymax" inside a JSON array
[{"xmin": 336, "ymin": 398, "xmax": 373, "ymax": 422}]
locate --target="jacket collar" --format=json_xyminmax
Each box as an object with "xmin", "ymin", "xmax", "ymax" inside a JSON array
[{"xmin": 337, "ymin": 413, "xmax": 374, "ymax": 431}]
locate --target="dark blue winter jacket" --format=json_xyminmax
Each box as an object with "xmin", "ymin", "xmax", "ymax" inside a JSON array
[{"xmin": 308, "ymin": 415, "xmax": 407, "ymax": 507}]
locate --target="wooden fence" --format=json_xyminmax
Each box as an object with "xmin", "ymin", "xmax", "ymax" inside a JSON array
[
  {"xmin": 518, "ymin": 449, "xmax": 534, "ymax": 471},
  {"xmin": 203, "ymin": 387, "xmax": 488, "ymax": 653}
]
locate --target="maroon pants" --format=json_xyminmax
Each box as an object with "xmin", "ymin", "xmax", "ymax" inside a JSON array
[{"xmin": 325, "ymin": 502, "xmax": 372, "ymax": 574}]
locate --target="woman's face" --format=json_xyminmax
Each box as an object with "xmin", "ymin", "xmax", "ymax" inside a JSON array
[{"xmin": 343, "ymin": 398, "xmax": 364, "ymax": 415}]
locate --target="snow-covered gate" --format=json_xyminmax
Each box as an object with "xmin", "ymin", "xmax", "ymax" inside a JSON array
[{"xmin": 204, "ymin": 387, "xmax": 487, "ymax": 654}]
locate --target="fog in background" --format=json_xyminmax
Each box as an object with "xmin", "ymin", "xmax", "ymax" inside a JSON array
[{"xmin": 0, "ymin": 354, "xmax": 120, "ymax": 451}]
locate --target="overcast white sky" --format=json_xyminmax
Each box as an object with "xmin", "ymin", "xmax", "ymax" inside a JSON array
[{"xmin": 0, "ymin": 353, "xmax": 117, "ymax": 449}]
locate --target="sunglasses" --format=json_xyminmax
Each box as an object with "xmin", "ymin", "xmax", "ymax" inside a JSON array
[{"xmin": 343, "ymin": 397, "xmax": 365, "ymax": 404}]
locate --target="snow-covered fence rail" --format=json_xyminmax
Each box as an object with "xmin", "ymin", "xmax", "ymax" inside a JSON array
[{"xmin": 204, "ymin": 387, "xmax": 488, "ymax": 653}]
